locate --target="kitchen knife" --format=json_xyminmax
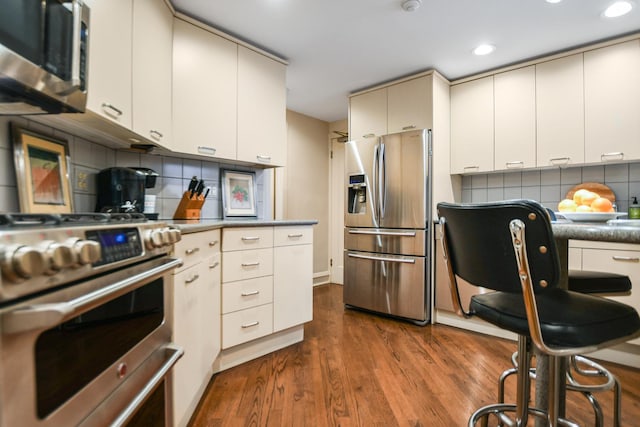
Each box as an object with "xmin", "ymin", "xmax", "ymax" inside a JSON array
[
  {"xmin": 203, "ymin": 187, "xmax": 210, "ymax": 199},
  {"xmin": 188, "ymin": 176, "xmax": 198, "ymax": 198},
  {"xmin": 195, "ymin": 179, "xmax": 205, "ymax": 197}
]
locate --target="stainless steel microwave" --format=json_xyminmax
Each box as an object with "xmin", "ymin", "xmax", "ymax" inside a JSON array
[{"xmin": 0, "ymin": 0, "xmax": 90, "ymax": 115}]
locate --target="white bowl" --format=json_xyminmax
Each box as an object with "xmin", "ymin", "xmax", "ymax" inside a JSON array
[{"xmin": 556, "ymin": 212, "xmax": 628, "ymax": 222}]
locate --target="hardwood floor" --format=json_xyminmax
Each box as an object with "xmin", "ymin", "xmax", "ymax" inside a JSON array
[{"xmin": 190, "ymin": 284, "xmax": 640, "ymax": 426}]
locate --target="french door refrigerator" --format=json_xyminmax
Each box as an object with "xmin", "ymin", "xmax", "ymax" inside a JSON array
[{"xmin": 344, "ymin": 128, "xmax": 432, "ymax": 325}]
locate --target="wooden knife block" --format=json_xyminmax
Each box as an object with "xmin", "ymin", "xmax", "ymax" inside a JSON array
[{"xmin": 173, "ymin": 192, "xmax": 204, "ymax": 220}]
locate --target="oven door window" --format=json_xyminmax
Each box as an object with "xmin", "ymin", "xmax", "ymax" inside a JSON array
[{"xmin": 34, "ymin": 278, "xmax": 164, "ymax": 419}]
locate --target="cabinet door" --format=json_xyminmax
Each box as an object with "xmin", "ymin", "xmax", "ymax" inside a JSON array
[
  {"xmin": 273, "ymin": 243, "xmax": 313, "ymax": 331},
  {"xmin": 585, "ymin": 40, "xmax": 640, "ymax": 163},
  {"xmin": 494, "ymin": 66, "xmax": 536, "ymax": 171},
  {"xmin": 581, "ymin": 247, "xmax": 640, "ymax": 345},
  {"xmin": 349, "ymin": 88, "xmax": 387, "ymax": 140},
  {"xmin": 171, "ymin": 262, "xmax": 208, "ymax": 427},
  {"xmin": 237, "ymin": 46, "xmax": 287, "ymax": 166},
  {"xmin": 450, "ymin": 76, "xmax": 494, "ymax": 174},
  {"xmin": 536, "ymin": 54, "xmax": 585, "ymax": 167},
  {"xmin": 132, "ymin": 0, "xmax": 173, "ymax": 148},
  {"xmin": 84, "ymin": 0, "xmax": 132, "ymax": 128},
  {"xmin": 201, "ymin": 253, "xmax": 221, "ymax": 368},
  {"xmin": 173, "ymin": 19, "xmax": 237, "ymax": 160},
  {"xmin": 387, "ymin": 76, "xmax": 432, "ymax": 134}
]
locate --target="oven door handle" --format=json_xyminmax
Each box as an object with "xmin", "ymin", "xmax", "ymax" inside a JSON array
[
  {"xmin": 110, "ymin": 344, "xmax": 184, "ymax": 427},
  {"xmin": 2, "ymin": 257, "xmax": 183, "ymax": 334}
]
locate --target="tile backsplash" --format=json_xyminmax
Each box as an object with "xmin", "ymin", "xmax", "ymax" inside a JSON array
[
  {"xmin": 0, "ymin": 117, "xmax": 271, "ymax": 220},
  {"xmin": 461, "ymin": 163, "xmax": 640, "ymax": 214}
]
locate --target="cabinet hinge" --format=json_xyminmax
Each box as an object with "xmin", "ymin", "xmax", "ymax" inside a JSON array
[
  {"xmin": 330, "ymin": 151, "xmax": 333, "ymax": 159},
  {"xmin": 330, "ymin": 258, "xmax": 333, "ymax": 267}
]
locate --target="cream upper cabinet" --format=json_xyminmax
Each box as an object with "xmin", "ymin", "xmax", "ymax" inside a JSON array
[
  {"xmin": 172, "ymin": 19, "xmax": 237, "ymax": 160},
  {"xmin": 387, "ymin": 76, "xmax": 432, "ymax": 134},
  {"xmin": 494, "ymin": 66, "xmax": 536, "ymax": 171},
  {"xmin": 349, "ymin": 88, "xmax": 387, "ymax": 140},
  {"xmin": 450, "ymin": 76, "xmax": 494, "ymax": 174},
  {"xmin": 237, "ymin": 46, "xmax": 287, "ymax": 166},
  {"xmin": 84, "ymin": 0, "xmax": 133, "ymax": 128},
  {"xmin": 584, "ymin": 40, "xmax": 640, "ymax": 163},
  {"xmin": 132, "ymin": 0, "xmax": 173, "ymax": 149},
  {"xmin": 536, "ymin": 54, "xmax": 585, "ymax": 167}
]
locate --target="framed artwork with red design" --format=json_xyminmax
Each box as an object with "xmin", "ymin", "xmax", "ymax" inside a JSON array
[{"xmin": 221, "ymin": 169, "xmax": 257, "ymax": 218}]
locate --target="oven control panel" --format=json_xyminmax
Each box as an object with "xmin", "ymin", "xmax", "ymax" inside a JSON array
[{"xmin": 86, "ymin": 228, "xmax": 143, "ymax": 267}]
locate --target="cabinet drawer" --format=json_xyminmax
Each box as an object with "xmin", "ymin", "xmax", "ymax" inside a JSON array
[
  {"xmin": 222, "ymin": 276, "xmax": 273, "ymax": 314},
  {"xmin": 173, "ymin": 229, "xmax": 221, "ymax": 273},
  {"xmin": 222, "ymin": 303, "xmax": 273, "ymax": 348},
  {"xmin": 274, "ymin": 226, "xmax": 313, "ymax": 246},
  {"xmin": 222, "ymin": 227, "xmax": 273, "ymax": 251},
  {"xmin": 222, "ymin": 248, "xmax": 273, "ymax": 282}
]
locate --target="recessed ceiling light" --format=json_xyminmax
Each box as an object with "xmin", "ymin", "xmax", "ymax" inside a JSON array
[
  {"xmin": 546, "ymin": 0, "xmax": 562, "ymax": 3},
  {"xmin": 603, "ymin": 1, "xmax": 633, "ymax": 17},
  {"xmin": 473, "ymin": 44, "xmax": 496, "ymax": 56}
]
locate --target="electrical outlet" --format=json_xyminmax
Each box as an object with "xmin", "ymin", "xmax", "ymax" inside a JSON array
[
  {"xmin": 76, "ymin": 171, "xmax": 88, "ymax": 191},
  {"xmin": 211, "ymin": 185, "xmax": 218, "ymax": 199}
]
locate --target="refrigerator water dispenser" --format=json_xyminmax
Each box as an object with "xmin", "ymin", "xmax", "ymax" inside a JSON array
[{"xmin": 348, "ymin": 174, "xmax": 366, "ymax": 214}]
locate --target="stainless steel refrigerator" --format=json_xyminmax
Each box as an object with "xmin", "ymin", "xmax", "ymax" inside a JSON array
[{"xmin": 343, "ymin": 128, "xmax": 432, "ymax": 325}]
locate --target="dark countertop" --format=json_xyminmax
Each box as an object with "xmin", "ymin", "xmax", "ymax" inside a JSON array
[
  {"xmin": 167, "ymin": 219, "xmax": 318, "ymax": 234},
  {"xmin": 551, "ymin": 221, "xmax": 640, "ymax": 244}
]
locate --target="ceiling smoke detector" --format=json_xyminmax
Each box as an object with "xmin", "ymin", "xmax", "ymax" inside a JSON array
[{"xmin": 402, "ymin": 0, "xmax": 422, "ymax": 12}]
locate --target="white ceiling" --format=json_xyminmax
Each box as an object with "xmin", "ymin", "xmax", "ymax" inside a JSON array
[{"xmin": 169, "ymin": 0, "xmax": 640, "ymax": 123}]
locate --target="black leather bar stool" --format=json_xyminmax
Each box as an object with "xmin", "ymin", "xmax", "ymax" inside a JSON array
[
  {"xmin": 497, "ymin": 272, "xmax": 632, "ymax": 426},
  {"xmin": 437, "ymin": 200, "xmax": 640, "ymax": 427}
]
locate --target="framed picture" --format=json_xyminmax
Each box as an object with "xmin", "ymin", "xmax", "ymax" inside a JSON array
[
  {"xmin": 11, "ymin": 124, "xmax": 73, "ymax": 214},
  {"xmin": 221, "ymin": 170, "xmax": 257, "ymax": 218}
]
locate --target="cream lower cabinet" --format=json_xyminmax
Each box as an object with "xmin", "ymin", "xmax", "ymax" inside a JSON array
[
  {"xmin": 273, "ymin": 226, "xmax": 313, "ymax": 331},
  {"xmin": 221, "ymin": 227, "xmax": 274, "ymax": 349},
  {"xmin": 569, "ymin": 240, "xmax": 640, "ymax": 345},
  {"xmin": 171, "ymin": 230, "xmax": 221, "ymax": 427}
]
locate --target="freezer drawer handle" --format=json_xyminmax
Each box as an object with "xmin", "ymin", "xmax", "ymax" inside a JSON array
[
  {"xmin": 612, "ymin": 256, "xmax": 639, "ymax": 263},
  {"xmin": 241, "ymin": 321, "xmax": 260, "ymax": 328},
  {"xmin": 347, "ymin": 253, "xmax": 416, "ymax": 264},
  {"xmin": 348, "ymin": 230, "xmax": 416, "ymax": 237}
]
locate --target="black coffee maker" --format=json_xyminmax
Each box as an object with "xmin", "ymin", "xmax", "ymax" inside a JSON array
[{"xmin": 95, "ymin": 167, "xmax": 158, "ymax": 213}]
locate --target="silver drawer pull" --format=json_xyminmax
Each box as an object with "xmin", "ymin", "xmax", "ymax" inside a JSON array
[
  {"xmin": 101, "ymin": 102, "xmax": 123, "ymax": 116},
  {"xmin": 348, "ymin": 229, "xmax": 416, "ymax": 237},
  {"xmin": 363, "ymin": 133, "xmax": 375, "ymax": 138},
  {"xmin": 209, "ymin": 262, "xmax": 219, "ymax": 269},
  {"xmin": 402, "ymin": 125, "xmax": 416, "ymax": 130},
  {"xmin": 241, "ymin": 236, "xmax": 260, "ymax": 241},
  {"xmin": 185, "ymin": 247, "xmax": 200, "ymax": 255},
  {"xmin": 463, "ymin": 166, "xmax": 479, "ymax": 171},
  {"xmin": 601, "ymin": 152, "xmax": 624, "ymax": 161},
  {"xmin": 256, "ymin": 155, "xmax": 272, "ymax": 163},
  {"xmin": 209, "ymin": 240, "xmax": 219, "ymax": 247},
  {"xmin": 149, "ymin": 130, "xmax": 163, "ymax": 140},
  {"xmin": 241, "ymin": 321, "xmax": 260, "ymax": 329},
  {"xmin": 241, "ymin": 290, "xmax": 260, "ymax": 297},
  {"xmin": 185, "ymin": 274, "xmax": 199, "ymax": 284},
  {"xmin": 506, "ymin": 161, "xmax": 524, "ymax": 168},
  {"xmin": 197, "ymin": 146, "xmax": 216, "ymax": 155},
  {"xmin": 612, "ymin": 256, "xmax": 639, "ymax": 262},
  {"xmin": 549, "ymin": 157, "xmax": 570, "ymax": 165},
  {"xmin": 347, "ymin": 253, "xmax": 416, "ymax": 264},
  {"xmin": 288, "ymin": 233, "xmax": 304, "ymax": 238},
  {"xmin": 241, "ymin": 262, "xmax": 260, "ymax": 267}
]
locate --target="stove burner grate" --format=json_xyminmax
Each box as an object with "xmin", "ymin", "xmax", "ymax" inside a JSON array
[{"xmin": 0, "ymin": 212, "xmax": 148, "ymax": 229}]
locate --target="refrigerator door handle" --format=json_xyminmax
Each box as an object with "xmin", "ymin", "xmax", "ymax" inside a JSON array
[
  {"xmin": 372, "ymin": 143, "xmax": 380, "ymax": 224},
  {"xmin": 347, "ymin": 252, "xmax": 416, "ymax": 264},
  {"xmin": 348, "ymin": 229, "xmax": 417, "ymax": 237},
  {"xmin": 379, "ymin": 142, "xmax": 386, "ymax": 219}
]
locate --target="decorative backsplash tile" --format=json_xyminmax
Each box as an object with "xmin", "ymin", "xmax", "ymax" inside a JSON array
[{"xmin": 0, "ymin": 116, "xmax": 269, "ymax": 220}]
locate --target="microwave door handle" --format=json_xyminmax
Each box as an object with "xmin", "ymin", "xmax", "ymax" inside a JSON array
[
  {"xmin": 2, "ymin": 257, "xmax": 183, "ymax": 334},
  {"xmin": 69, "ymin": 0, "xmax": 83, "ymax": 87}
]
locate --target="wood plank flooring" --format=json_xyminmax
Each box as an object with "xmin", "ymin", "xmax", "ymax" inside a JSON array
[{"xmin": 190, "ymin": 284, "xmax": 640, "ymax": 426}]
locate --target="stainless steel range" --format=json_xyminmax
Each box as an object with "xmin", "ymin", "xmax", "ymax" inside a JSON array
[{"xmin": 0, "ymin": 213, "xmax": 184, "ymax": 427}]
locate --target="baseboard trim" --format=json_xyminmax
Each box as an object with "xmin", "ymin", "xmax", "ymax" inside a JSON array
[{"xmin": 313, "ymin": 270, "xmax": 330, "ymax": 286}]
